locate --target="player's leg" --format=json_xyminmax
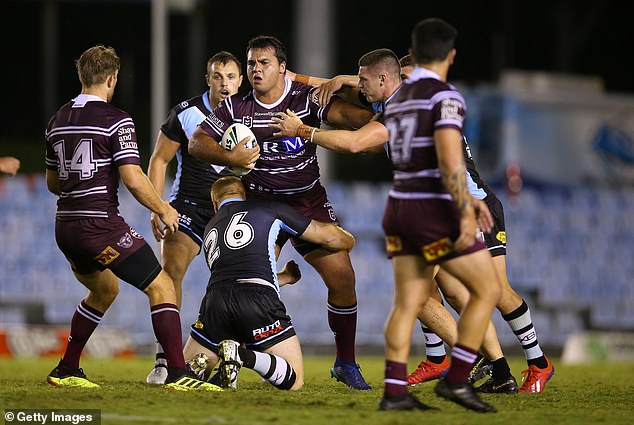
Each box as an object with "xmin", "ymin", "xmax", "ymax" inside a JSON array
[
  {"xmin": 408, "ymin": 275, "xmax": 452, "ymax": 386},
  {"xmin": 408, "ymin": 295, "xmax": 453, "ymax": 385},
  {"xmin": 218, "ymin": 336, "xmax": 303, "ymax": 391},
  {"xmin": 380, "ymin": 255, "xmax": 436, "ymax": 411},
  {"xmin": 112, "ymin": 243, "xmax": 220, "ymax": 391},
  {"xmin": 147, "ymin": 230, "xmax": 199, "ymax": 384},
  {"xmin": 183, "ymin": 335, "xmax": 221, "ymax": 380},
  {"xmin": 433, "ymin": 249, "xmax": 500, "ymax": 413},
  {"xmin": 304, "ymin": 248, "xmax": 370, "ymax": 390},
  {"xmin": 493, "ymin": 255, "xmax": 554, "ymax": 392},
  {"xmin": 47, "ymin": 269, "xmax": 119, "ymax": 388},
  {"xmin": 434, "ymin": 267, "xmax": 517, "ymax": 393}
]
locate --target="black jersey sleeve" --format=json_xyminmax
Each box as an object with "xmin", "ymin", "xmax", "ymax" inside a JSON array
[
  {"xmin": 160, "ymin": 105, "xmax": 187, "ymax": 144},
  {"xmin": 271, "ymin": 201, "xmax": 311, "ymax": 237}
]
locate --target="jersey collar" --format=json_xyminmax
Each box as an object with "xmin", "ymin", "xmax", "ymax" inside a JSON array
[
  {"xmin": 72, "ymin": 94, "xmax": 105, "ymax": 107},
  {"xmin": 408, "ymin": 66, "xmax": 442, "ymax": 83},
  {"xmin": 202, "ymin": 90, "xmax": 213, "ymax": 112},
  {"xmin": 218, "ymin": 197, "xmax": 245, "ymax": 209}
]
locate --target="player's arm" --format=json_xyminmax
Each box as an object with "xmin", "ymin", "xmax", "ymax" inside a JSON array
[
  {"xmin": 118, "ymin": 164, "xmax": 179, "ymax": 237},
  {"xmin": 271, "ymin": 109, "xmax": 386, "ymax": 154},
  {"xmin": 435, "ymin": 128, "xmax": 491, "ymax": 250},
  {"xmin": 189, "ymin": 126, "xmax": 259, "ymax": 168},
  {"xmin": 324, "ymin": 98, "xmax": 374, "ymax": 129},
  {"xmin": 147, "ymin": 131, "xmax": 180, "ymax": 241},
  {"xmin": 299, "ymin": 221, "xmax": 355, "ymax": 252},
  {"xmin": 45, "ymin": 169, "xmax": 60, "ymax": 195},
  {"xmin": 286, "ymin": 70, "xmax": 330, "ymax": 87}
]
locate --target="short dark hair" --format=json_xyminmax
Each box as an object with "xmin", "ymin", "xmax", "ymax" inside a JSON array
[
  {"xmin": 411, "ymin": 18, "xmax": 458, "ymax": 64},
  {"xmin": 358, "ymin": 48, "xmax": 401, "ymax": 80},
  {"xmin": 399, "ymin": 54, "xmax": 414, "ymax": 68},
  {"xmin": 75, "ymin": 45, "xmax": 120, "ymax": 87},
  {"xmin": 246, "ymin": 35, "xmax": 287, "ymax": 65},
  {"xmin": 207, "ymin": 51, "xmax": 242, "ymax": 75}
]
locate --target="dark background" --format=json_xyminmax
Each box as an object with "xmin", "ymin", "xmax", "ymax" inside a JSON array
[{"xmin": 2, "ymin": 0, "xmax": 631, "ymax": 177}]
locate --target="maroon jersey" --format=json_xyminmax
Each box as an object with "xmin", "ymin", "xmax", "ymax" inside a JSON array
[
  {"xmin": 383, "ymin": 67, "xmax": 466, "ymax": 200},
  {"xmin": 199, "ymin": 77, "xmax": 336, "ymax": 197},
  {"xmin": 45, "ymin": 94, "xmax": 141, "ymax": 220}
]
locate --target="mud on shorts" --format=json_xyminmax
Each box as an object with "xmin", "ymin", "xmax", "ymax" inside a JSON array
[
  {"xmin": 382, "ymin": 197, "xmax": 486, "ymax": 264},
  {"xmin": 170, "ymin": 198, "xmax": 215, "ymax": 250},
  {"xmin": 55, "ymin": 216, "xmax": 161, "ymax": 290},
  {"xmin": 190, "ymin": 282, "xmax": 296, "ymax": 352}
]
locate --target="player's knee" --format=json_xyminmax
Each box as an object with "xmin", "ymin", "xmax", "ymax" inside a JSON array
[{"xmin": 143, "ymin": 271, "xmax": 177, "ymax": 300}]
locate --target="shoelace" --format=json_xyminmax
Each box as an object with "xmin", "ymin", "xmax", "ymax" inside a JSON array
[{"xmin": 521, "ymin": 365, "xmax": 540, "ymax": 387}]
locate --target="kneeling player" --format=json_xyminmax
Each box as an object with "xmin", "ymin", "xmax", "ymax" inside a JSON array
[{"xmin": 182, "ymin": 177, "xmax": 356, "ymax": 390}]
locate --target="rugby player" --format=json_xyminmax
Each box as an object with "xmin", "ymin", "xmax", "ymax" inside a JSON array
[
  {"xmin": 189, "ymin": 35, "xmax": 374, "ymax": 390},
  {"xmin": 182, "ymin": 177, "xmax": 356, "ymax": 391},
  {"xmin": 44, "ymin": 45, "xmax": 219, "ymax": 391}
]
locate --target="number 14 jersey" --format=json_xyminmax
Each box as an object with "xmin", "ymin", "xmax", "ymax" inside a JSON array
[{"xmin": 45, "ymin": 94, "xmax": 141, "ymax": 220}]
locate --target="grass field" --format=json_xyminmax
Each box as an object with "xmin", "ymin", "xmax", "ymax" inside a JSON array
[{"xmin": 1, "ymin": 356, "xmax": 633, "ymax": 425}]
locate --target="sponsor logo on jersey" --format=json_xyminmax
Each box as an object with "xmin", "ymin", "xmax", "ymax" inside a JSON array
[
  {"xmin": 253, "ymin": 320, "xmax": 283, "ymax": 341},
  {"xmin": 178, "ymin": 213, "xmax": 192, "ymax": 226},
  {"xmin": 422, "ymin": 237, "xmax": 454, "ymax": 262},
  {"xmin": 242, "ymin": 116, "xmax": 253, "ymax": 127},
  {"xmin": 117, "ymin": 126, "xmax": 136, "ymax": 143},
  {"xmin": 193, "ymin": 319, "xmax": 204, "ymax": 330},
  {"xmin": 496, "ymin": 231, "xmax": 506, "ymax": 243},
  {"xmin": 440, "ymin": 98, "xmax": 464, "ymax": 122},
  {"xmin": 262, "ymin": 137, "xmax": 307, "ymax": 154},
  {"xmin": 205, "ymin": 112, "xmax": 224, "ymax": 130},
  {"xmin": 95, "ymin": 246, "xmax": 120, "ymax": 265},
  {"xmin": 117, "ymin": 233, "xmax": 133, "ymax": 249},
  {"xmin": 385, "ymin": 236, "xmax": 403, "ymax": 253}
]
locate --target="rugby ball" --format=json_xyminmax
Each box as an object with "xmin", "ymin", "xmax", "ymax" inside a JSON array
[{"xmin": 220, "ymin": 123, "xmax": 257, "ymax": 176}]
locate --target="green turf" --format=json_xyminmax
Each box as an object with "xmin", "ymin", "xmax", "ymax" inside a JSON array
[{"xmin": 1, "ymin": 356, "xmax": 633, "ymax": 425}]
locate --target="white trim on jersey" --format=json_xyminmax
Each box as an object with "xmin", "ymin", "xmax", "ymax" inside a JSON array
[
  {"xmin": 254, "ymin": 156, "xmax": 316, "ymax": 175},
  {"xmin": 56, "ymin": 210, "xmax": 109, "ymax": 218},
  {"xmin": 411, "ymin": 136, "xmax": 435, "ymax": 147},
  {"xmin": 252, "ymin": 77, "xmax": 293, "ymax": 110},
  {"xmin": 388, "ymin": 190, "xmax": 452, "ymax": 201},
  {"xmin": 60, "ymin": 186, "xmax": 108, "ymax": 198},
  {"xmin": 177, "ymin": 106, "xmax": 207, "ymax": 140},
  {"xmin": 45, "ymin": 117, "xmax": 134, "ymax": 139},
  {"xmin": 269, "ymin": 178, "xmax": 320, "ymax": 195},
  {"xmin": 393, "ymin": 169, "xmax": 441, "ymax": 180}
]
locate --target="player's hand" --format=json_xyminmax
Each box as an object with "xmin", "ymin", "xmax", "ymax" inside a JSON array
[
  {"xmin": 454, "ymin": 205, "xmax": 477, "ymax": 252},
  {"xmin": 473, "ymin": 197, "xmax": 493, "ymax": 234},
  {"xmin": 157, "ymin": 202, "xmax": 179, "ymax": 238},
  {"xmin": 0, "ymin": 156, "xmax": 20, "ymax": 176},
  {"xmin": 270, "ymin": 109, "xmax": 302, "ymax": 137},
  {"xmin": 315, "ymin": 76, "xmax": 345, "ymax": 107},
  {"xmin": 277, "ymin": 260, "xmax": 302, "ymax": 287},
  {"xmin": 150, "ymin": 211, "xmax": 165, "ymax": 242},
  {"xmin": 230, "ymin": 137, "xmax": 260, "ymax": 169}
]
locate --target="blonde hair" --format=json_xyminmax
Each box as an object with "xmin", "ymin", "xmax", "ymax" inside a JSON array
[{"xmin": 75, "ymin": 45, "xmax": 120, "ymax": 87}]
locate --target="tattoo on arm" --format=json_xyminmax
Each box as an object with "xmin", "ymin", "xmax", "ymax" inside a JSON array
[{"xmin": 442, "ymin": 166, "xmax": 472, "ymax": 212}]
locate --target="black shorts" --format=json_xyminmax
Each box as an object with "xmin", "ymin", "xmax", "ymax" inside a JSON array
[
  {"xmin": 481, "ymin": 194, "xmax": 506, "ymax": 257},
  {"xmin": 190, "ymin": 282, "xmax": 296, "ymax": 352},
  {"xmin": 55, "ymin": 217, "xmax": 161, "ymax": 290},
  {"xmin": 170, "ymin": 198, "xmax": 214, "ymax": 248}
]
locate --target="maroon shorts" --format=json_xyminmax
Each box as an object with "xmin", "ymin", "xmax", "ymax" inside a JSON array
[
  {"xmin": 249, "ymin": 184, "xmax": 337, "ymax": 256},
  {"xmin": 55, "ymin": 216, "xmax": 152, "ymax": 275},
  {"xmin": 382, "ymin": 197, "xmax": 486, "ymax": 264}
]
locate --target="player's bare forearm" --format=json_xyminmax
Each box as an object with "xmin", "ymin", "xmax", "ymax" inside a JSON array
[
  {"xmin": 326, "ymin": 99, "xmax": 373, "ymax": 129},
  {"xmin": 189, "ymin": 127, "xmax": 259, "ymax": 168},
  {"xmin": 442, "ymin": 168, "xmax": 472, "ymax": 213},
  {"xmin": 120, "ymin": 164, "xmax": 168, "ymax": 216}
]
